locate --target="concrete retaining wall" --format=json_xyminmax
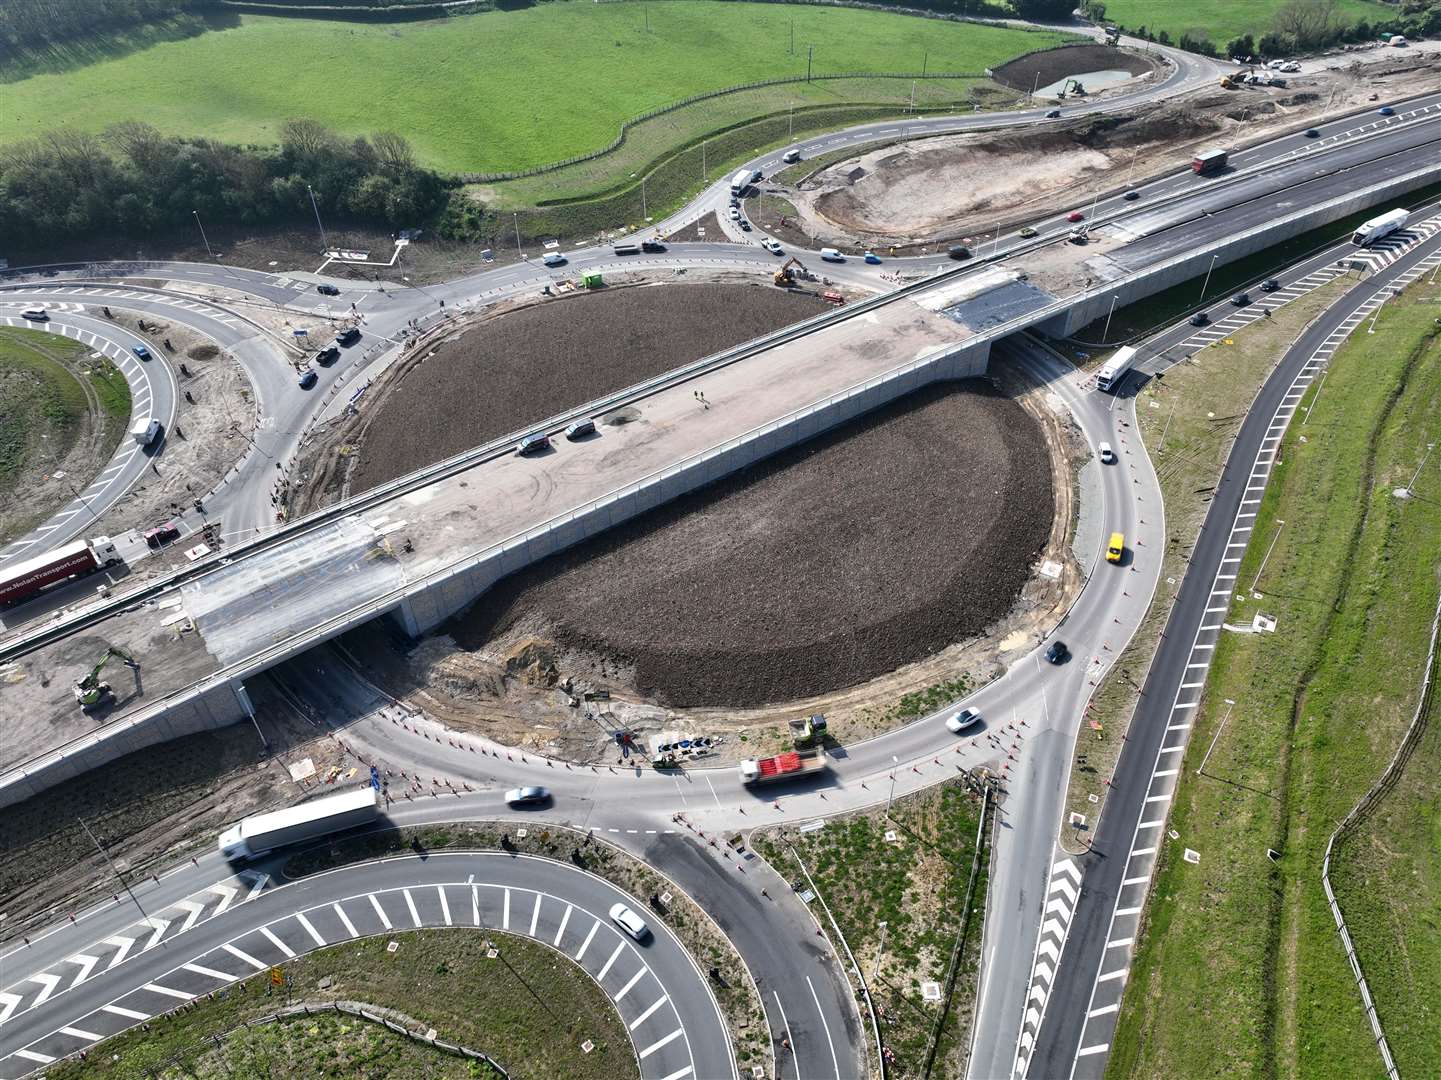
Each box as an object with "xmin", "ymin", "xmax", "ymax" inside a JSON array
[
  {"xmin": 396, "ymin": 337, "xmax": 992, "ymax": 635},
  {"xmin": 0, "ymin": 679, "xmax": 251, "ymax": 809}
]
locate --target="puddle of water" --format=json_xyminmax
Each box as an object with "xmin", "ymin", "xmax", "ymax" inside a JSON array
[{"xmin": 1036, "ymin": 69, "xmax": 1137, "ymax": 99}]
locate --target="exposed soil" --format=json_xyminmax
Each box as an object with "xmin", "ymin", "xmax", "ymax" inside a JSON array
[
  {"xmin": 0, "ymin": 679, "xmax": 343, "ymax": 939},
  {"xmin": 441, "ymin": 378, "xmax": 1050, "ymax": 708},
  {"xmin": 781, "ymin": 54, "xmax": 1441, "ymax": 250},
  {"xmin": 663, "ymin": 212, "xmax": 730, "ymax": 243},
  {"xmin": 92, "ymin": 312, "xmax": 253, "ymax": 537},
  {"xmin": 345, "ymin": 283, "xmax": 830, "ymax": 494},
  {"xmin": 990, "ymin": 44, "xmax": 1157, "ymax": 94}
]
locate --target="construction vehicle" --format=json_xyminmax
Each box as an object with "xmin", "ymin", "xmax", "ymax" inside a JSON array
[
  {"xmin": 788, "ymin": 714, "xmax": 828, "ymax": 748},
  {"xmin": 74, "ymin": 646, "xmax": 138, "ymax": 710},
  {"xmin": 774, "ymin": 256, "xmax": 807, "ymax": 287},
  {"xmin": 1104, "ymin": 25, "xmax": 1121, "ymax": 45},
  {"xmin": 740, "ymin": 748, "xmax": 828, "ymax": 786},
  {"xmin": 1220, "ymin": 74, "xmax": 1238, "ymax": 89}
]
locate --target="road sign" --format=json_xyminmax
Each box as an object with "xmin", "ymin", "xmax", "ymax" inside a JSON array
[{"xmin": 270, "ymin": 967, "xmax": 285, "ymax": 987}]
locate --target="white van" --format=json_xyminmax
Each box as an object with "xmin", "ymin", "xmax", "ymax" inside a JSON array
[
  {"xmin": 1098, "ymin": 441, "xmax": 1115, "ymax": 464},
  {"xmin": 20, "ymin": 306, "xmax": 48, "ymax": 321},
  {"xmin": 820, "ymin": 248, "xmax": 845, "ymax": 262},
  {"xmin": 782, "ymin": 148, "xmax": 801, "ymax": 164},
  {"xmin": 542, "ymin": 252, "xmax": 566, "ymax": 267},
  {"xmin": 131, "ymin": 418, "xmax": 161, "ymax": 446}
]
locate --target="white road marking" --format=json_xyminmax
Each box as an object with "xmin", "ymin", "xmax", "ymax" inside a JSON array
[
  {"xmin": 658, "ymin": 1066, "xmax": 694, "ymax": 1080},
  {"xmin": 64, "ymin": 954, "xmax": 100, "ymax": 989},
  {"xmin": 554, "ymin": 904, "xmax": 573, "ymax": 947},
  {"xmin": 28, "ymin": 973, "xmax": 61, "ymax": 1006},
  {"xmin": 576, "ymin": 920, "xmax": 600, "ymax": 962},
  {"xmin": 333, "ymin": 903, "xmax": 359, "ymax": 938},
  {"xmin": 808, "ymin": 973, "xmax": 843, "ymax": 1080},
  {"xmin": 143, "ymin": 982, "xmax": 194, "ymax": 1001},
  {"xmin": 597, "ymin": 941, "xmax": 626, "ymax": 981},
  {"xmin": 629, "ymin": 994, "xmax": 670, "ymax": 1030},
  {"xmin": 472, "ymin": 885, "xmax": 481, "ymax": 927},
  {"xmin": 502, "ymin": 888, "xmax": 511, "ymax": 931},
  {"xmin": 403, "ymin": 889, "xmax": 421, "ymax": 928},
  {"xmin": 259, "ymin": 926, "xmax": 295, "ymax": 958},
  {"xmin": 529, "ymin": 893, "xmax": 542, "ymax": 937},
  {"xmin": 103, "ymin": 937, "xmax": 135, "ymax": 970},
  {"xmin": 222, "ymin": 943, "xmax": 267, "ymax": 970},
  {"xmin": 182, "ymin": 962, "xmax": 235, "ymax": 983},
  {"xmin": 438, "ymin": 886, "xmax": 452, "ymax": 927},
  {"xmin": 369, "ymin": 894, "xmax": 392, "ymax": 930},
  {"xmin": 102, "ymin": 1004, "xmax": 149, "ymax": 1021},
  {"xmin": 295, "ymin": 912, "xmax": 326, "ymax": 947},
  {"xmin": 12, "ymin": 1050, "xmax": 54, "ymax": 1064},
  {"xmin": 639, "ymin": 1028, "xmax": 685, "ymax": 1059},
  {"xmin": 58, "ymin": 1026, "xmax": 101, "ymax": 1041},
  {"xmin": 615, "ymin": 966, "xmax": 648, "ymax": 1001}
]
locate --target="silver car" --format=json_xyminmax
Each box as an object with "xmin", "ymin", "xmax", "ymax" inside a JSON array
[
  {"xmin": 505, "ymin": 786, "xmax": 550, "ymax": 806},
  {"xmin": 610, "ymin": 903, "xmax": 650, "ymax": 941}
]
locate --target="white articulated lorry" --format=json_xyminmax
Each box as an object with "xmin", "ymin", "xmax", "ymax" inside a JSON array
[
  {"xmin": 1351, "ymin": 208, "xmax": 1408, "ymax": 246},
  {"xmin": 218, "ymin": 787, "xmax": 381, "ymax": 861},
  {"xmin": 1095, "ymin": 345, "xmax": 1139, "ymax": 393}
]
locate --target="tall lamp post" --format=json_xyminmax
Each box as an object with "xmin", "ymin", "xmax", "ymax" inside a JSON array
[
  {"xmin": 307, "ymin": 184, "xmax": 329, "ymax": 251},
  {"xmin": 192, "ymin": 210, "xmax": 214, "ymax": 258}
]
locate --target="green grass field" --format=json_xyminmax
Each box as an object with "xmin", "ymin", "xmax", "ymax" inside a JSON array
[
  {"xmin": 1108, "ymin": 278, "xmax": 1441, "ymax": 1078},
  {"xmin": 1099, "ymin": 0, "xmax": 1395, "ymax": 48},
  {"xmin": 43, "ymin": 930, "xmax": 635, "ymax": 1079},
  {"xmin": 0, "ymin": 4, "xmax": 1068, "ymax": 174},
  {"xmin": 0, "ymin": 329, "xmax": 93, "ymax": 493}
]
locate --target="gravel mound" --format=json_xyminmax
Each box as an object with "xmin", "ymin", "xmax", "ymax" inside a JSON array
[
  {"xmin": 446, "ymin": 380, "xmax": 1053, "ymax": 708},
  {"xmin": 351, "ymin": 283, "xmax": 827, "ymax": 492}
]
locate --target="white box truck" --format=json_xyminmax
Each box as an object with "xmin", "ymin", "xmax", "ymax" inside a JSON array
[
  {"xmin": 1351, "ymin": 208, "xmax": 1409, "ymax": 246},
  {"xmin": 130, "ymin": 418, "xmax": 161, "ymax": 445},
  {"xmin": 1096, "ymin": 345, "xmax": 1139, "ymax": 393},
  {"xmin": 218, "ymin": 787, "xmax": 381, "ymax": 860},
  {"xmin": 729, "ymin": 168, "xmax": 753, "ymax": 196}
]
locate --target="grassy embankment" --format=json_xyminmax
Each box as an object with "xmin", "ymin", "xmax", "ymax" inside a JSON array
[
  {"xmin": 0, "ymin": 328, "xmax": 130, "ymax": 535},
  {"xmin": 1107, "ymin": 274, "xmax": 1441, "ymax": 1077},
  {"xmin": 42, "ymin": 931, "xmax": 634, "ymax": 1080},
  {"xmin": 753, "ymin": 779, "xmax": 991, "ymax": 1079},
  {"xmin": 1098, "ymin": 0, "xmax": 1393, "ymax": 46},
  {"xmin": 0, "ymin": 5, "xmax": 1066, "ymax": 175}
]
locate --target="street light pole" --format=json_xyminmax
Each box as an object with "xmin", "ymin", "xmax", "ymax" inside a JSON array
[
  {"xmin": 1198, "ymin": 254, "xmax": 1219, "ymax": 304},
  {"xmin": 514, "ymin": 212, "xmax": 522, "ymax": 257},
  {"xmin": 192, "ymin": 210, "xmax": 214, "ymax": 258},
  {"xmin": 642, "ymin": 174, "xmax": 648, "ymax": 221},
  {"xmin": 306, "ymin": 184, "xmax": 328, "ymax": 251},
  {"xmin": 1102, "ymin": 295, "xmax": 1120, "ymax": 342},
  {"xmin": 806, "ymin": 44, "xmax": 813, "ymax": 83},
  {"xmin": 886, "ymin": 754, "xmax": 899, "ymax": 816},
  {"xmin": 872, "ymin": 921, "xmax": 890, "ymax": 982},
  {"xmin": 78, "ymin": 816, "xmax": 148, "ymax": 921}
]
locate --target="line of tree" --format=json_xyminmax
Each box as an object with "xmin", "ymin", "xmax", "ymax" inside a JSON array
[
  {"xmin": 0, "ymin": 0, "xmax": 210, "ymax": 50},
  {"xmin": 1083, "ymin": 0, "xmax": 1441, "ymax": 58},
  {"xmin": 0, "ymin": 120, "xmax": 457, "ymax": 252}
]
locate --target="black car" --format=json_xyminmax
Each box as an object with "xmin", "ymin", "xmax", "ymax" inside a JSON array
[
  {"xmin": 316, "ymin": 283, "xmax": 340, "ymax": 296},
  {"xmin": 948, "ymin": 245, "xmax": 971, "ymax": 260},
  {"xmin": 1261, "ymin": 278, "xmax": 1280, "ymax": 292},
  {"xmin": 315, "ymin": 345, "xmax": 340, "ymax": 366},
  {"xmin": 641, "ymin": 240, "xmax": 666, "ymax": 253},
  {"xmin": 1190, "ymin": 311, "xmax": 1210, "ymax": 327},
  {"xmin": 335, "ymin": 327, "xmax": 361, "ymax": 347},
  {"xmin": 1232, "ymin": 291, "xmax": 1251, "ymax": 306},
  {"xmin": 1304, "ymin": 128, "xmax": 1320, "ymax": 137},
  {"xmin": 1045, "ymin": 109, "xmax": 1061, "ymax": 119},
  {"xmin": 1045, "ymin": 641, "xmax": 1069, "ymax": 664},
  {"xmin": 1122, "ymin": 189, "xmax": 1140, "ymax": 201},
  {"xmin": 298, "ymin": 369, "xmax": 318, "ymax": 389}
]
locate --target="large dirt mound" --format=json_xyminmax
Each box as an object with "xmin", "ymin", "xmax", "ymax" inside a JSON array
[
  {"xmin": 351, "ymin": 283, "xmax": 827, "ymax": 493},
  {"xmin": 445, "ymin": 379, "xmax": 1053, "ymax": 708},
  {"xmin": 990, "ymin": 44, "xmax": 1156, "ymax": 92}
]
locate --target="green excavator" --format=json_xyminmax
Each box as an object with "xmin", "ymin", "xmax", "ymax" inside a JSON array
[{"xmin": 74, "ymin": 646, "xmax": 138, "ymax": 711}]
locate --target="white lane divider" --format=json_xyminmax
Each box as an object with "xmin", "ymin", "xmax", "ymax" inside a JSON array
[{"xmin": 1013, "ymin": 857, "xmax": 1082, "ymax": 1077}]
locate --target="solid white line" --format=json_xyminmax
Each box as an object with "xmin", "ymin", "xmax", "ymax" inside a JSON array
[
  {"xmin": 807, "ymin": 972, "xmax": 843, "ymax": 1080},
  {"xmin": 472, "ymin": 885, "xmax": 481, "ymax": 927},
  {"xmin": 58, "ymin": 1026, "xmax": 101, "ymax": 1041},
  {"xmin": 294, "ymin": 912, "xmax": 325, "ymax": 948},
  {"xmin": 503, "ymin": 888, "xmax": 511, "ymax": 931},
  {"xmin": 1115, "ymin": 906, "xmax": 1143, "ymax": 917},
  {"xmin": 1158, "ymin": 745, "xmax": 1184, "ymax": 755},
  {"xmin": 1088, "ymin": 1002, "xmax": 1120, "ymax": 1017},
  {"xmin": 1076, "ymin": 1043, "xmax": 1112, "ymax": 1056},
  {"xmin": 554, "ymin": 904, "xmax": 573, "ymax": 947},
  {"xmin": 404, "ymin": 889, "xmax": 421, "ymax": 928},
  {"xmin": 1106, "ymin": 938, "xmax": 1133, "ymax": 949},
  {"xmin": 259, "ymin": 926, "xmax": 294, "ymax": 959},
  {"xmin": 143, "ymin": 982, "xmax": 194, "ymax": 1001},
  {"xmin": 1096, "ymin": 969, "xmax": 1127, "ymax": 983},
  {"xmin": 222, "ymin": 943, "xmax": 266, "ymax": 970},
  {"xmin": 12, "ymin": 1050, "xmax": 54, "ymax": 1064},
  {"xmin": 529, "ymin": 893, "xmax": 542, "ymax": 937},
  {"xmin": 629, "ymin": 994, "xmax": 670, "ymax": 1031},
  {"xmin": 182, "ymin": 962, "xmax": 235, "ymax": 983},
  {"xmin": 102, "ymin": 1004, "xmax": 149, "ymax": 1020},
  {"xmin": 1155, "ymin": 768, "xmax": 1179, "ymax": 777},
  {"xmin": 1122, "ymin": 876, "xmax": 1150, "ymax": 886},
  {"xmin": 615, "ymin": 966, "xmax": 648, "ymax": 1001},
  {"xmin": 438, "ymin": 886, "xmax": 452, "ymax": 927},
  {"xmin": 576, "ymin": 920, "xmax": 600, "ymax": 962},
  {"xmin": 333, "ymin": 903, "xmax": 359, "ymax": 939},
  {"xmin": 1137, "ymin": 819, "xmax": 1165, "ymax": 829},
  {"xmin": 597, "ymin": 941, "xmax": 626, "ymax": 982},
  {"xmin": 639, "ymin": 1028, "xmax": 685, "ymax": 1060},
  {"xmin": 1133, "ymin": 847, "xmax": 1156, "ymax": 857},
  {"xmin": 369, "ymin": 894, "xmax": 391, "ymax": 930}
]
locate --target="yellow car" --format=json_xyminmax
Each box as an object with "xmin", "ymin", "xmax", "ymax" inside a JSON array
[{"xmin": 1106, "ymin": 532, "xmax": 1125, "ymax": 564}]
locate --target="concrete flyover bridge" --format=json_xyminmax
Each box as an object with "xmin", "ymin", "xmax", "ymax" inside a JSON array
[{"xmin": 1, "ymin": 107, "xmax": 1439, "ymax": 810}]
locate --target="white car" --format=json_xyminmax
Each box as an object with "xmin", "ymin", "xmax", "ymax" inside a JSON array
[
  {"xmin": 505, "ymin": 786, "xmax": 549, "ymax": 806},
  {"xmin": 728, "ymin": 206, "xmax": 741, "ymax": 220},
  {"xmin": 762, "ymin": 238, "xmax": 784, "ymax": 255},
  {"xmin": 20, "ymin": 306, "xmax": 48, "ymax": 321},
  {"xmin": 542, "ymin": 252, "xmax": 566, "ymax": 267},
  {"xmin": 1098, "ymin": 442, "xmax": 1115, "ymax": 464},
  {"xmin": 610, "ymin": 903, "xmax": 650, "ymax": 941},
  {"xmin": 945, "ymin": 708, "xmax": 982, "ymax": 734},
  {"xmin": 820, "ymin": 247, "xmax": 845, "ymax": 262}
]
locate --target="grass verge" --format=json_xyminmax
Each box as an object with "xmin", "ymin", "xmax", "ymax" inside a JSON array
[
  {"xmin": 1106, "ymin": 273, "xmax": 1441, "ymax": 1077},
  {"xmin": 1098, "ymin": 0, "xmax": 1393, "ymax": 47},
  {"xmin": 42, "ymin": 930, "xmax": 633, "ymax": 1080},
  {"xmin": 1062, "ymin": 279, "xmax": 1346, "ymax": 836},
  {"xmin": 0, "ymin": 6, "xmax": 1069, "ymax": 174},
  {"xmin": 0, "ymin": 329, "xmax": 90, "ymax": 494},
  {"xmin": 752, "ymin": 778, "xmax": 991, "ymax": 1079},
  {"xmin": 284, "ymin": 821, "xmax": 770, "ymax": 1074}
]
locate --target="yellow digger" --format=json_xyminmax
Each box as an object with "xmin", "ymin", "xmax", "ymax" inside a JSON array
[
  {"xmin": 74, "ymin": 646, "xmax": 138, "ymax": 711},
  {"xmin": 774, "ymin": 257, "xmax": 807, "ymax": 287}
]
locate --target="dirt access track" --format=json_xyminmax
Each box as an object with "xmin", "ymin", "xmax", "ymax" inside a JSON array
[{"xmin": 783, "ymin": 50, "xmax": 1441, "ymax": 249}]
